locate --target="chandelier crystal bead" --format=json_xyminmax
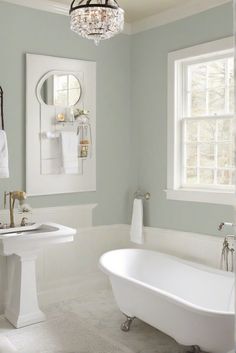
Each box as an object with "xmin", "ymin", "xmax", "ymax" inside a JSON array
[{"xmin": 70, "ymin": 0, "xmax": 125, "ymax": 46}]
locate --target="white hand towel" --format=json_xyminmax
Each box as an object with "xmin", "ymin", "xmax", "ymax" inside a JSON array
[
  {"xmin": 60, "ymin": 131, "xmax": 78, "ymax": 174},
  {"xmin": 130, "ymin": 198, "xmax": 144, "ymax": 244},
  {"xmin": 0, "ymin": 130, "xmax": 9, "ymax": 178}
]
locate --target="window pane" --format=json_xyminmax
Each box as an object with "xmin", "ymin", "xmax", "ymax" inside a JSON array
[
  {"xmin": 190, "ymin": 64, "xmax": 206, "ymax": 91},
  {"xmin": 182, "ymin": 54, "xmax": 234, "ymax": 189},
  {"xmin": 218, "ymin": 143, "xmax": 234, "ymax": 168},
  {"xmin": 217, "ymin": 119, "xmax": 232, "ymax": 141},
  {"xmin": 199, "ymin": 120, "xmax": 216, "ymax": 142},
  {"xmin": 199, "ymin": 169, "xmax": 214, "ymax": 184},
  {"xmin": 186, "ymin": 120, "xmax": 198, "ymax": 141},
  {"xmin": 186, "ymin": 143, "xmax": 197, "ymax": 167},
  {"xmin": 191, "ymin": 91, "xmax": 206, "ymax": 116},
  {"xmin": 208, "ymin": 60, "xmax": 225, "ymax": 89},
  {"xmin": 199, "ymin": 143, "xmax": 215, "ymax": 167},
  {"xmin": 217, "ymin": 170, "xmax": 232, "ymax": 185},
  {"xmin": 186, "ymin": 168, "xmax": 197, "ymax": 185},
  {"xmin": 208, "ymin": 88, "xmax": 225, "ymax": 115}
]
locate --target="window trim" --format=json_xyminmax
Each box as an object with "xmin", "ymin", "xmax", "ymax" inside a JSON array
[{"xmin": 167, "ymin": 37, "xmax": 235, "ymax": 205}]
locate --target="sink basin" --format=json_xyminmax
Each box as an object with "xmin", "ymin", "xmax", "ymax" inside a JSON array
[
  {"xmin": 0, "ymin": 224, "xmax": 59, "ymax": 238},
  {"xmin": 0, "ymin": 222, "xmax": 76, "ymax": 329},
  {"xmin": 0, "ymin": 222, "xmax": 41, "ymax": 236},
  {"xmin": 0, "ymin": 222, "xmax": 75, "ymax": 256}
]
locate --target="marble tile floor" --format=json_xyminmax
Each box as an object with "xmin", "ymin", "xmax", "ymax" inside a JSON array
[{"xmin": 0, "ymin": 288, "xmax": 193, "ymax": 353}]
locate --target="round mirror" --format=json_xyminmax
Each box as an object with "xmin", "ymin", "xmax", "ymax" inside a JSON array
[{"xmin": 40, "ymin": 73, "xmax": 82, "ymax": 107}]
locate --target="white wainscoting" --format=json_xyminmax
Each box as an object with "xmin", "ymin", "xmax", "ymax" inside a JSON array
[
  {"xmin": 0, "ymin": 205, "xmax": 225, "ymax": 314},
  {"xmin": 141, "ymin": 227, "xmax": 225, "ymax": 269},
  {"xmin": 0, "ymin": 205, "xmax": 131, "ymax": 313},
  {"xmin": 37, "ymin": 223, "xmax": 225, "ymax": 307},
  {"xmin": 37, "ymin": 223, "xmax": 130, "ymax": 307},
  {"xmin": 0, "ymin": 204, "xmax": 99, "ymax": 313}
]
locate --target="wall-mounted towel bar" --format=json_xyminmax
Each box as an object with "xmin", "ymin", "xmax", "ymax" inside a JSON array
[
  {"xmin": 42, "ymin": 132, "xmax": 60, "ymax": 139},
  {"xmin": 134, "ymin": 191, "xmax": 151, "ymax": 200}
]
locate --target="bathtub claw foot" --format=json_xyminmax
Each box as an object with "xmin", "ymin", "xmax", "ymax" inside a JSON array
[
  {"xmin": 121, "ymin": 315, "xmax": 135, "ymax": 332},
  {"xmin": 187, "ymin": 345, "xmax": 201, "ymax": 353}
]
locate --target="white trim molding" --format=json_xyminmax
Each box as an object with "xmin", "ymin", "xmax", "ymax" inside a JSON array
[
  {"xmin": 130, "ymin": 0, "xmax": 231, "ymax": 35},
  {"xmin": 1, "ymin": 0, "xmax": 232, "ymax": 35},
  {"xmin": 0, "ymin": 0, "xmax": 132, "ymax": 34},
  {"xmin": 166, "ymin": 188, "xmax": 236, "ymax": 206},
  {"xmin": 1, "ymin": 0, "xmax": 69, "ymax": 15},
  {"xmin": 167, "ymin": 36, "xmax": 235, "ymax": 206}
]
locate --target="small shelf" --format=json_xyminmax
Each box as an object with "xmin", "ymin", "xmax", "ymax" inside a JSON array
[
  {"xmin": 55, "ymin": 121, "xmax": 90, "ymax": 127},
  {"xmin": 55, "ymin": 121, "xmax": 76, "ymax": 126}
]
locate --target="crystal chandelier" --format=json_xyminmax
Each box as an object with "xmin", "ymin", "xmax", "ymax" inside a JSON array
[{"xmin": 70, "ymin": 0, "xmax": 125, "ymax": 46}]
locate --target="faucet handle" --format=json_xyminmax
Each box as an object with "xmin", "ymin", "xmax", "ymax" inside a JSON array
[{"xmin": 20, "ymin": 217, "xmax": 28, "ymax": 227}]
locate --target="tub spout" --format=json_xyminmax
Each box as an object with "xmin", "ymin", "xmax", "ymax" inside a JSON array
[{"xmin": 218, "ymin": 222, "xmax": 234, "ymax": 231}]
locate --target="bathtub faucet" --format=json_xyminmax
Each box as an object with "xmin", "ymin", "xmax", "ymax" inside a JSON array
[{"xmin": 218, "ymin": 222, "xmax": 235, "ymax": 272}]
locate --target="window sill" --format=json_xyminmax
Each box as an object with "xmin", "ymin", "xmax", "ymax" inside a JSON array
[{"xmin": 165, "ymin": 188, "xmax": 235, "ymax": 205}]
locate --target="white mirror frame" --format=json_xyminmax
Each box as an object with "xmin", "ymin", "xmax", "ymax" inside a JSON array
[{"xmin": 26, "ymin": 53, "xmax": 96, "ymax": 196}]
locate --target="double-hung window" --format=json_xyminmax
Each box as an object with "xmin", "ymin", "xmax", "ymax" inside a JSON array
[{"xmin": 167, "ymin": 37, "xmax": 235, "ymax": 205}]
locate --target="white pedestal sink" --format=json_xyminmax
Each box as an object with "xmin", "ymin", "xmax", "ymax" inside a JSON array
[{"xmin": 0, "ymin": 223, "xmax": 76, "ymax": 328}]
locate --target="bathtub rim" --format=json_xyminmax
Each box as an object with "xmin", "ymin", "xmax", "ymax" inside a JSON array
[{"xmin": 99, "ymin": 248, "xmax": 235, "ymax": 318}]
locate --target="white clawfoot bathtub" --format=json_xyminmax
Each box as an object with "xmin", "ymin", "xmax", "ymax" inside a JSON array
[{"xmin": 99, "ymin": 249, "xmax": 234, "ymax": 353}]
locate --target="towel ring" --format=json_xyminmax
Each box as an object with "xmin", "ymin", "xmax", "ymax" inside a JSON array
[{"xmin": 134, "ymin": 191, "xmax": 151, "ymax": 200}]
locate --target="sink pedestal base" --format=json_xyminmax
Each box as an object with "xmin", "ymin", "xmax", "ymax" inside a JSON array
[{"xmin": 5, "ymin": 253, "xmax": 45, "ymax": 328}]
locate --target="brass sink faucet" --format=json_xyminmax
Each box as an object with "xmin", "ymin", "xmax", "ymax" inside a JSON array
[{"xmin": 4, "ymin": 191, "xmax": 27, "ymax": 228}]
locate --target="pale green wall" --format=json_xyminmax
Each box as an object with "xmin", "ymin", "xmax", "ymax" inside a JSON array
[
  {"xmin": 131, "ymin": 2, "xmax": 235, "ymax": 235},
  {"xmin": 0, "ymin": 1, "xmax": 134, "ymax": 225},
  {"xmin": 0, "ymin": 1, "xmax": 234, "ymax": 234}
]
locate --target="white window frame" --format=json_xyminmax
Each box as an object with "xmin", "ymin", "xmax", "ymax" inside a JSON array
[{"xmin": 166, "ymin": 37, "xmax": 235, "ymax": 205}]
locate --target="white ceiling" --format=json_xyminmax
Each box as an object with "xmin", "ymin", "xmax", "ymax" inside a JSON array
[
  {"xmin": 1, "ymin": 0, "xmax": 231, "ymax": 33},
  {"xmin": 52, "ymin": 0, "xmax": 190, "ymax": 23}
]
